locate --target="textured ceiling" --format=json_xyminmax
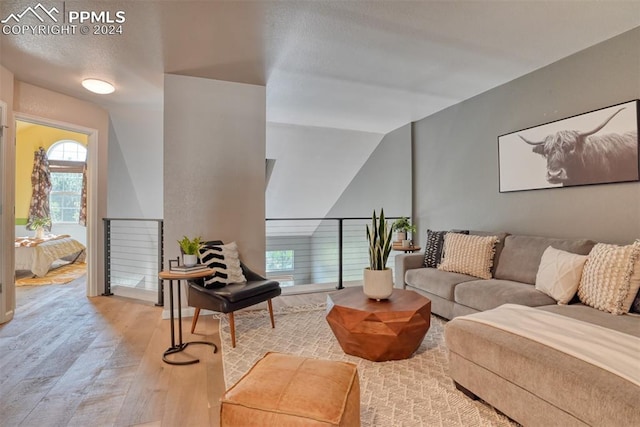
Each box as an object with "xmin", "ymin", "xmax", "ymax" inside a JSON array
[{"xmin": 1, "ymin": 1, "xmax": 639, "ymax": 133}]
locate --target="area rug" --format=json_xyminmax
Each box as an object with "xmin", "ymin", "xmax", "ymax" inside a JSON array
[
  {"xmin": 219, "ymin": 304, "xmax": 517, "ymax": 427},
  {"xmin": 16, "ymin": 262, "xmax": 86, "ymax": 286}
]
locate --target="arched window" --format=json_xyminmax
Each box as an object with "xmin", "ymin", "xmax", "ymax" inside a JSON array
[
  {"xmin": 48, "ymin": 140, "xmax": 87, "ymax": 162},
  {"xmin": 47, "ymin": 140, "xmax": 86, "ymax": 223}
]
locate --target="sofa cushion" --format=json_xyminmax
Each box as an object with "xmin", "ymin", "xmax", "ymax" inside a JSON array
[
  {"xmin": 535, "ymin": 246, "xmax": 588, "ymax": 305},
  {"xmin": 445, "ymin": 314, "xmax": 640, "ymax": 427},
  {"xmin": 454, "ymin": 279, "xmax": 556, "ymax": 312},
  {"xmin": 438, "ymin": 233, "xmax": 499, "ymax": 279},
  {"xmin": 466, "ymin": 230, "xmax": 509, "ymax": 274},
  {"xmin": 405, "ymin": 267, "xmax": 477, "ymax": 300},
  {"xmin": 537, "ymin": 304, "xmax": 640, "ymax": 338},
  {"xmin": 494, "ymin": 235, "xmax": 596, "ymax": 285},
  {"xmin": 578, "ymin": 241, "xmax": 640, "ymax": 315},
  {"xmin": 423, "ymin": 229, "xmax": 469, "ymax": 268}
]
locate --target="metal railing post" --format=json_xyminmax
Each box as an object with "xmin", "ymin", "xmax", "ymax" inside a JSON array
[
  {"xmin": 102, "ymin": 218, "xmax": 113, "ymax": 296},
  {"xmin": 336, "ymin": 219, "xmax": 344, "ymax": 290},
  {"xmin": 156, "ymin": 220, "xmax": 164, "ymax": 306}
]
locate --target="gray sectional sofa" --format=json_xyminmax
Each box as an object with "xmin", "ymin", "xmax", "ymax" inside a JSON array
[{"xmin": 395, "ymin": 231, "xmax": 640, "ymax": 426}]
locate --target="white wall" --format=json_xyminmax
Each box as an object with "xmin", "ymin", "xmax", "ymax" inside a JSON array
[
  {"xmin": 164, "ymin": 74, "xmax": 266, "ymax": 273},
  {"xmin": 107, "ymin": 104, "xmax": 163, "ymax": 218},
  {"xmin": 266, "ymin": 122, "xmax": 383, "ymax": 219}
]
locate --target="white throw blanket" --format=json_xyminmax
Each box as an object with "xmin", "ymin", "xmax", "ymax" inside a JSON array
[{"xmin": 457, "ymin": 304, "xmax": 640, "ymax": 387}]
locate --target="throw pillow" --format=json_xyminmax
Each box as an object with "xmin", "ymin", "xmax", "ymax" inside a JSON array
[
  {"xmin": 437, "ymin": 233, "xmax": 499, "ymax": 279},
  {"xmin": 577, "ymin": 240, "xmax": 640, "ymax": 315},
  {"xmin": 631, "ymin": 289, "xmax": 640, "ymax": 313},
  {"xmin": 423, "ymin": 229, "xmax": 469, "ymax": 268},
  {"xmin": 198, "ymin": 241, "xmax": 247, "ymax": 288},
  {"xmin": 535, "ymin": 246, "xmax": 589, "ymax": 305}
]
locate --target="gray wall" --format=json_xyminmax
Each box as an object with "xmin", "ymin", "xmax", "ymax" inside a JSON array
[
  {"xmin": 327, "ymin": 123, "xmax": 412, "ymax": 218},
  {"xmin": 164, "ymin": 74, "xmax": 266, "ymax": 274},
  {"xmin": 413, "ymin": 27, "xmax": 640, "ymax": 245}
]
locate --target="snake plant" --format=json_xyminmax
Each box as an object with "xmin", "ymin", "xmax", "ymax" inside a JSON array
[{"xmin": 366, "ymin": 209, "xmax": 393, "ymax": 270}]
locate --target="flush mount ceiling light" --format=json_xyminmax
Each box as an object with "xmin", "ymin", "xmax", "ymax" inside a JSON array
[{"xmin": 81, "ymin": 78, "xmax": 115, "ymax": 94}]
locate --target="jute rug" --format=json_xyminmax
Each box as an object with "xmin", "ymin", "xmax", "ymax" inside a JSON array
[
  {"xmin": 219, "ymin": 304, "xmax": 517, "ymax": 427},
  {"xmin": 16, "ymin": 262, "xmax": 87, "ymax": 286}
]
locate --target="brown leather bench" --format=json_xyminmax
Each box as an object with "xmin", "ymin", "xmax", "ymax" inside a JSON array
[{"xmin": 220, "ymin": 352, "xmax": 360, "ymax": 426}]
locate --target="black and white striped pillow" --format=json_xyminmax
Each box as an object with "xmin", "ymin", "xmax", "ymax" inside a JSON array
[{"xmin": 198, "ymin": 242, "xmax": 246, "ymax": 288}]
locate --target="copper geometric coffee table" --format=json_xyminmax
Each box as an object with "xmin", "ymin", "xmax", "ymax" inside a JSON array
[{"xmin": 326, "ymin": 287, "xmax": 431, "ymax": 362}]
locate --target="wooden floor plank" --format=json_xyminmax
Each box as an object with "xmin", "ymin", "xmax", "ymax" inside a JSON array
[{"xmin": 0, "ymin": 277, "xmax": 329, "ymax": 427}]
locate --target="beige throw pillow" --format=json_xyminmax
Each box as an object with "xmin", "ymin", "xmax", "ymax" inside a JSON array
[
  {"xmin": 578, "ymin": 240, "xmax": 640, "ymax": 315},
  {"xmin": 437, "ymin": 233, "xmax": 499, "ymax": 279},
  {"xmin": 535, "ymin": 246, "xmax": 588, "ymax": 305}
]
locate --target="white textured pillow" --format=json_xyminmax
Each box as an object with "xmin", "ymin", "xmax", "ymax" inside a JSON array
[
  {"xmin": 199, "ymin": 241, "xmax": 247, "ymax": 288},
  {"xmin": 578, "ymin": 240, "xmax": 640, "ymax": 315},
  {"xmin": 437, "ymin": 233, "xmax": 499, "ymax": 279},
  {"xmin": 535, "ymin": 246, "xmax": 588, "ymax": 305}
]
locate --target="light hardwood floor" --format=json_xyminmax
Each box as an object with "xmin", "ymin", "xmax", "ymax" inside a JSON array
[{"xmin": 0, "ymin": 277, "xmax": 329, "ymax": 427}]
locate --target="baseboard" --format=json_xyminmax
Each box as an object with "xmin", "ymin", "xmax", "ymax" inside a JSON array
[{"xmin": 112, "ymin": 285, "xmax": 157, "ymax": 303}]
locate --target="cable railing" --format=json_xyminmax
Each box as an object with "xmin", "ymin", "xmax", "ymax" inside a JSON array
[
  {"xmin": 103, "ymin": 218, "xmax": 163, "ymax": 305},
  {"xmin": 266, "ymin": 217, "xmax": 411, "ymax": 289}
]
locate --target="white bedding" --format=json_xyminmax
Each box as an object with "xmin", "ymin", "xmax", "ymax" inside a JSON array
[
  {"xmin": 15, "ymin": 237, "xmax": 86, "ymax": 277},
  {"xmin": 457, "ymin": 304, "xmax": 640, "ymax": 387}
]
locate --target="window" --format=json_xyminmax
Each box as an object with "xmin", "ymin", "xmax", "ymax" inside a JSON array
[
  {"xmin": 48, "ymin": 140, "xmax": 86, "ymax": 161},
  {"xmin": 47, "ymin": 141, "xmax": 86, "ymax": 224},
  {"xmin": 266, "ymin": 250, "xmax": 294, "ymax": 272}
]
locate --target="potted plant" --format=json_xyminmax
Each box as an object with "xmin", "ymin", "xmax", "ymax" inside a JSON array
[
  {"xmin": 28, "ymin": 216, "xmax": 51, "ymax": 239},
  {"xmin": 364, "ymin": 209, "xmax": 394, "ymax": 300},
  {"xmin": 178, "ymin": 236, "xmax": 202, "ymax": 267},
  {"xmin": 392, "ymin": 217, "xmax": 417, "ymax": 246}
]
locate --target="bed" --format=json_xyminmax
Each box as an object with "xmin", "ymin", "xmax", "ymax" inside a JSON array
[{"xmin": 15, "ymin": 235, "xmax": 86, "ymax": 277}]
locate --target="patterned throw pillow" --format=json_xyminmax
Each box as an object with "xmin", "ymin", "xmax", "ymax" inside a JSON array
[
  {"xmin": 535, "ymin": 246, "xmax": 589, "ymax": 305},
  {"xmin": 423, "ymin": 230, "xmax": 469, "ymax": 268},
  {"xmin": 631, "ymin": 289, "xmax": 640, "ymax": 313},
  {"xmin": 198, "ymin": 241, "xmax": 247, "ymax": 288},
  {"xmin": 437, "ymin": 233, "xmax": 499, "ymax": 279},
  {"xmin": 578, "ymin": 241, "xmax": 640, "ymax": 315}
]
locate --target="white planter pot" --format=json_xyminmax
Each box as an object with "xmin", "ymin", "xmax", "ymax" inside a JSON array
[
  {"xmin": 35, "ymin": 227, "xmax": 45, "ymax": 239},
  {"xmin": 396, "ymin": 231, "xmax": 406, "ymax": 243},
  {"xmin": 363, "ymin": 268, "xmax": 394, "ymax": 301},
  {"xmin": 183, "ymin": 254, "xmax": 197, "ymax": 267}
]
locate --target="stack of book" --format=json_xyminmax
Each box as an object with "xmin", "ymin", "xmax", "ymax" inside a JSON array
[{"xmin": 169, "ymin": 264, "xmax": 211, "ymax": 274}]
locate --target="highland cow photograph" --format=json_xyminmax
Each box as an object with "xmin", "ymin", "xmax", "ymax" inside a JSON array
[{"xmin": 498, "ymin": 100, "xmax": 639, "ymax": 192}]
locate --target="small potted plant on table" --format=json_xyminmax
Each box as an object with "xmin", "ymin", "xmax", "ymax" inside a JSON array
[
  {"xmin": 392, "ymin": 217, "xmax": 416, "ymax": 247},
  {"xmin": 178, "ymin": 236, "xmax": 202, "ymax": 267}
]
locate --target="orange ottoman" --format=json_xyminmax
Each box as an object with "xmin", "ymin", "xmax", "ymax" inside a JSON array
[{"xmin": 220, "ymin": 352, "xmax": 360, "ymax": 426}]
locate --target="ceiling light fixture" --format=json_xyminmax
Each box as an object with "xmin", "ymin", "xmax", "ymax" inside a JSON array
[{"xmin": 82, "ymin": 78, "xmax": 115, "ymax": 94}]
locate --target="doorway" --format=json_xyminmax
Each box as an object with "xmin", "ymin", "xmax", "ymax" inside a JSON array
[
  {"xmin": 6, "ymin": 113, "xmax": 99, "ymax": 312},
  {"xmin": 0, "ymin": 100, "xmax": 12, "ymax": 324},
  {"xmin": 14, "ymin": 121, "xmax": 89, "ymax": 289}
]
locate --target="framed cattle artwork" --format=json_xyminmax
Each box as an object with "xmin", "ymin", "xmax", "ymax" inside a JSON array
[{"xmin": 498, "ymin": 100, "xmax": 639, "ymax": 192}]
